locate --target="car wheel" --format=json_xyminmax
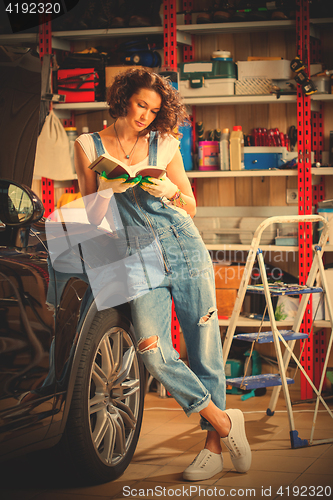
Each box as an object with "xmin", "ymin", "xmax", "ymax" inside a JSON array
[{"xmin": 61, "ymin": 309, "xmax": 144, "ymax": 484}]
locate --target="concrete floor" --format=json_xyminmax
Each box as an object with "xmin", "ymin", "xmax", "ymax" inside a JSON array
[{"xmin": 2, "ymin": 389, "xmax": 333, "ymax": 500}]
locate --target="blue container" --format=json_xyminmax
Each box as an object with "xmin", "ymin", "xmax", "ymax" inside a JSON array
[
  {"xmin": 179, "ymin": 122, "xmax": 193, "ymax": 171},
  {"xmin": 164, "ymin": 72, "xmax": 193, "ymax": 171},
  {"xmin": 244, "ymin": 152, "xmax": 282, "ymax": 170},
  {"xmin": 244, "ymin": 147, "xmax": 284, "ymax": 170}
]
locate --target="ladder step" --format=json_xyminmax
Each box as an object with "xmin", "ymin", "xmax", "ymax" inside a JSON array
[
  {"xmin": 247, "ymin": 284, "xmax": 323, "ymax": 296},
  {"xmin": 234, "ymin": 330, "xmax": 309, "ymax": 344},
  {"xmin": 227, "ymin": 374, "xmax": 295, "ymax": 390}
]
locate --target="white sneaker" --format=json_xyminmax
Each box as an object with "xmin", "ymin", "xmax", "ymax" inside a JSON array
[
  {"xmin": 221, "ymin": 408, "xmax": 251, "ymax": 473},
  {"xmin": 183, "ymin": 449, "xmax": 223, "ymax": 481}
]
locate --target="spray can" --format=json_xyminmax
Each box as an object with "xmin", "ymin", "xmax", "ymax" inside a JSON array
[
  {"xmin": 230, "ymin": 125, "xmax": 244, "ymax": 170},
  {"xmin": 219, "ymin": 128, "xmax": 230, "ymax": 170}
]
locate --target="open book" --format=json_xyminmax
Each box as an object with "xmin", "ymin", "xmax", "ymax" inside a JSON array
[{"xmin": 88, "ymin": 154, "xmax": 166, "ymax": 181}]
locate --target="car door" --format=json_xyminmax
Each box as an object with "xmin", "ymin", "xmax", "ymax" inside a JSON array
[{"xmin": 0, "ymin": 224, "xmax": 56, "ymax": 456}]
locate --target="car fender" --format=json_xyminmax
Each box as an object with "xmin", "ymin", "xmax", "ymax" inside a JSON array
[{"xmin": 47, "ymin": 285, "xmax": 134, "ymax": 438}]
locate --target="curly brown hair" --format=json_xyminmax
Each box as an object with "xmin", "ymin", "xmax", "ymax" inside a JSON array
[{"xmin": 106, "ymin": 68, "xmax": 189, "ymax": 136}]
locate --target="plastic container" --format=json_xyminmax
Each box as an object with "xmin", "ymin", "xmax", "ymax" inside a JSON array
[
  {"xmin": 229, "ymin": 126, "xmax": 244, "ymax": 171},
  {"xmin": 64, "ymin": 126, "xmax": 78, "ymax": 174},
  {"xmin": 219, "ymin": 128, "xmax": 230, "ymax": 170},
  {"xmin": 179, "ymin": 60, "xmax": 236, "ymax": 97}
]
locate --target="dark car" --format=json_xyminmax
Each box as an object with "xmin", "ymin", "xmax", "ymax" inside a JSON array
[{"xmin": 0, "ymin": 179, "xmax": 145, "ymax": 484}]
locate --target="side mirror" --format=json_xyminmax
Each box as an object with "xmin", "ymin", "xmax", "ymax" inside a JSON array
[{"xmin": 0, "ymin": 179, "xmax": 44, "ymax": 226}]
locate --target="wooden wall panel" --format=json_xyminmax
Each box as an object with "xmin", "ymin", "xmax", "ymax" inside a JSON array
[
  {"xmin": 268, "ymin": 103, "xmax": 288, "ymax": 134},
  {"xmin": 216, "ymin": 33, "xmax": 235, "ymax": 60},
  {"xmin": 270, "ymin": 177, "xmax": 287, "ymax": 206},
  {"xmin": 218, "ymin": 178, "xmax": 235, "ymax": 206},
  {"xmin": 235, "ymin": 178, "xmax": 253, "ymax": 206},
  {"xmin": 251, "ymin": 32, "xmax": 269, "ymax": 58},
  {"xmin": 252, "ymin": 177, "xmax": 270, "ymax": 206},
  {"xmin": 325, "ymin": 176, "xmax": 333, "ymax": 201},
  {"xmin": 216, "ymin": 105, "xmax": 236, "ymax": 134},
  {"xmin": 200, "ymin": 177, "xmax": 220, "ymax": 206},
  {"xmin": 75, "ymin": 110, "xmax": 111, "ymax": 135},
  {"xmin": 267, "ymin": 31, "xmax": 287, "ymax": 58},
  {"xmin": 233, "ymin": 33, "xmax": 252, "ymax": 62},
  {"xmin": 323, "ymin": 102, "xmax": 333, "ymax": 151}
]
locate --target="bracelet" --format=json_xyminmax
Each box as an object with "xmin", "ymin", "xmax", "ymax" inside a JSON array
[{"xmin": 168, "ymin": 189, "xmax": 186, "ymax": 207}]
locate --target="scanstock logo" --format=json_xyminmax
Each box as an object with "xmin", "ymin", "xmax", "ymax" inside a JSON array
[
  {"xmin": 46, "ymin": 191, "xmax": 165, "ymax": 311},
  {"xmin": 0, "ymin": 1, "xmax": 82, "ymax": 34}
]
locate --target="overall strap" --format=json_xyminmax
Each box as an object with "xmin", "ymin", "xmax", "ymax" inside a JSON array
[
  {"xmin": 91, "ymin": 132, "xmax": 105, "ymax": 156},
  {"xmin": 148, "ymin": 131, "xmax": 158, "ymax": 166},
  {"xmin": 90, "ymin": 132, "xmax": 123, "ymax": 230}
]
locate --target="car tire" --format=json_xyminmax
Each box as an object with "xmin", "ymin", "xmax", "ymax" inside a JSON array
[{"xmin": 60, "ymin": 309, "xmax": 144, "ymax": 484}]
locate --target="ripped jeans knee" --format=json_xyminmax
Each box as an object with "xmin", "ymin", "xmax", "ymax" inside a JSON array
[
  {"xmin": 198, "ymin": 307, "xmax": 217, "ymax": 326},
  {"xmin": 137, "ymin": 335, "xmax": 166, "ymax": 364}
]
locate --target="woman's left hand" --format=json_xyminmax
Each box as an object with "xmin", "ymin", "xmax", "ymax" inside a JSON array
[{"xmin": 141, "ymin": 175, "xmax": 178, "ymax": 199}]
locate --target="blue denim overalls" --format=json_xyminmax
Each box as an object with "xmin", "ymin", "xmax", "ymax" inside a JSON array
[{"xmin": 91, "ymin": 132, "xmax": 226, "ymax": 430}]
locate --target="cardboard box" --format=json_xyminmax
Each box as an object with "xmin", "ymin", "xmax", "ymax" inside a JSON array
[
  {"xmin": 216, "ymin": 289, "xmax": 238, "ymax": 317},
  {"xmin": 105, "ymin": 65, "xmax": 149, "ymax": 88},
  {"xmin": 237, "ymin": 60, "xmax": 293, "ymax": 80},
  {"xmin": 214, "ymin": 264, "xmax": 245, "ymax": 317}
]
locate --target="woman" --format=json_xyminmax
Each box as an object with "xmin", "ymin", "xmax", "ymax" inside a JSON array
[{"xmin": 74, "ymin": 68, "xmax": 251, "ymax": 481}]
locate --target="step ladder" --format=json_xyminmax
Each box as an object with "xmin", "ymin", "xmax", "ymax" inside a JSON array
[{"xmin": 223, "ymin": 215, "xmax": 333, "ymax": 448}]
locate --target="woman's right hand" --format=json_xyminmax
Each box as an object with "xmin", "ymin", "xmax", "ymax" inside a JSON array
[{"xmin": 97, "ymin": 174, "xmax": 141, "ymax": 197}]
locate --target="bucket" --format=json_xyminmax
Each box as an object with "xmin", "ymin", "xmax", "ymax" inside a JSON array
[{"xmin": 198, "ymin": 141, "xmax": 219, "ymax": 170}]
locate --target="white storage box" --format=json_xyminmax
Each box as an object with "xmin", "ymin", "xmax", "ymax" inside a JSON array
[
  {"xmin": 312, "ymin": 76, "xmax": 330, "ymax": 93},
  {"xmin": 179, "ymin": 78, "xmax": 236, "ymax": 97},
  {"xmin": 237, "ymin": 60, "xmax": 293, "ymax": 80}
]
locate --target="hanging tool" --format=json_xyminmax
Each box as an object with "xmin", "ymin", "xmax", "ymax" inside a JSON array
[{"xmin": 288, "ymin": 125, "xmax": 297, "ymax": 151}]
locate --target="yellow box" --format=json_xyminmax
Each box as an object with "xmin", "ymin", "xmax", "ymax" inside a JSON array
[
  {"xmin": 214, "ymin": 264, "xmax": 245, "ymax": 289},
  {"xmin": 216, "ymin": 289, "xmax": 238, "ymax": 317}
]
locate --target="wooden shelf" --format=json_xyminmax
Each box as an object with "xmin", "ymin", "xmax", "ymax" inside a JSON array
[
  {"xmin": 0, "ymin": 26, "xmax": 191, "ymax": 47},
  {"xmin": 2, "ymin": 17, "xmax": 332, "ymax": 47},
  {"xmin": 218, "ymin": 317, "xmax": 293, "ymax": 327},
  {"xmin": 54, "ymin": 102, "xmax": 109, "ymax": 111},
  {"xmin": 177, "ymin": 19, "xmax": 296, "ymax": 35},
  {"xmin": 52, "ymin": 26, "xmax": 164, "ymax": 39},
  {"xmin": 177, "ymin": 17, "xmax": 333, "ymax": 36},
  {"xmin": 187, "ymin": 169, "xmax": 297, "ymax": 178},
  {"xmin": 52, "ymin": 95, "xmax": 333, "ymax": 111},
  {"xmin": 187, "ymin": 168, "xmax": 333, "ymax": 178},
  {"xmin": 2, "ymin": 18, "xmax": 331, "ymax": 48},
  {"xmin": 205, "ymin": 243, "xmax": 333, "ymax": 252},
  {"xmin": 218, "ymin": 317, "xmax": 332, "ymax": 328},
  {"xmin": 206, "ymin": 243, "xmax": 299, "ymax": 252},
  {"xmin": 182, "ymin": 94, "xmax": 333, "ymax": 106}
]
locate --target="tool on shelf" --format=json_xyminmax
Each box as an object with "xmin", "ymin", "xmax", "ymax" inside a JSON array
[{"xmin": 290, "ymin": 56, "xmax": 317, "ymax": 96}]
